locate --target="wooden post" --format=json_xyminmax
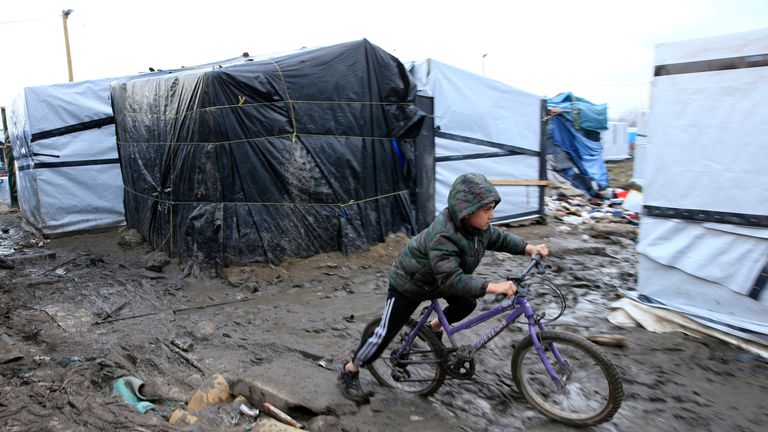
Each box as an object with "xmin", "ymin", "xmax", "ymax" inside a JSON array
[{"xmin": 62, "ymin": 10, "xmax": 74, "ymax": 82}]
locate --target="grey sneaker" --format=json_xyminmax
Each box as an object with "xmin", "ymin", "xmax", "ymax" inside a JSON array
[{"xmin": 338, "ymin": 364, "xmax": 368, "ymax": 403}]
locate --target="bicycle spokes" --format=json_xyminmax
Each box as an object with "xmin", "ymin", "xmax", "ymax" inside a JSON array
[
  {"xmin": 512, "ymin": 332, "xmax": 623, "ymax": 427},
  {"xmin": 364, "ymin": 317, "xmax": 446, "ymax": 396}
]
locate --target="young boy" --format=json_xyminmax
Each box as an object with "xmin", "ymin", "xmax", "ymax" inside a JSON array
[{"xmin": 338, "ymin": 172, "xmax": 549, "ymax": 402}]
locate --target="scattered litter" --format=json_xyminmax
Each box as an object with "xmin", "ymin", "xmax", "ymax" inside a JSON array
[
  {"xmin": 234, "ymin": 395, "xmax": 259, "ymax": 418},
  {"xmin": 37, "ymin": 252, "xmax": 88, "ymax": 277},
  {"xmin": 262, "ymin": 401, "xmax": 304, "ymax": 429},
  {"xmin": 171, "ymin": 338, "xmax": 194, "ymax": 352},
  {"xmin": 165, "ymin": 342, "xmax": 207, "ymax": 375},
  {"xmin": 57, "ymin": 356, "xmax": 85, "ymax": 367},
  {"xmin": 561, "ymin": 215, "xmax": 585, "ymax": 225},
  {"xmin": 586, "ymin": 334, "xmax": 629, "ymax": 348},
  {"xmin": 112, "ymin": 376, "xmax": 156, "ymax": 413},
  {"xmin": 99, "ymin": 301, "xmax": 130, "ymax": 321},
  {"xmin": 547, "ymin": 193, "xmax": 641, "ymax": 226}
]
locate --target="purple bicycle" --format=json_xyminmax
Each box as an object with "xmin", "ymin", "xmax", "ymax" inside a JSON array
[{"xmin": 360, "ymin": 256, "xmax": 623, "ymax": 427}]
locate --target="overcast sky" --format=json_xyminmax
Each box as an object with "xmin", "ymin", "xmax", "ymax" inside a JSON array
[{"xmin": 1, "ymin": 0, "xmax": 767, "ymax": 119}]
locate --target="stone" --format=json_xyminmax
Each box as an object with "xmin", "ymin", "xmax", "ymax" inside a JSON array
[
  {"xmin": 306, "ymin": 415, "xmax": 341, "ymax": 432},
  {"xmin": 143, "ymin": 251, "xmax": 171, "ymax": 272},
  {"xmin": 118, "ymin": 228, "xmax": 144, "ymax": 248}
]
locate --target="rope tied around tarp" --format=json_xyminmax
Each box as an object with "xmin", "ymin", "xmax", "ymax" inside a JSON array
[
  {"xmin": 123, "ymin": 184, "xmax": 409, "ymax": 209},
  {"xmin": 267, "ymin": 57, "xmax": 298, "ymax": 143},
  {"xmin": 116, "ymin": 100, "xmax": 416, "ymax": 120},
  {"xmin": 118, "ymin": 133, "xmax": 408, "ymax": 146}
]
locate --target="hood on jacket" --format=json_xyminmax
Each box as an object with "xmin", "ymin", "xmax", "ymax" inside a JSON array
[{"xmin": 447, "ymin": 173, "xmax": 501, "ymax": 226}]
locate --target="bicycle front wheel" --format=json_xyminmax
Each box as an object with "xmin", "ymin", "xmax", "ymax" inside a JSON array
[
  {"xmin": 361, "ymin": 317, "xmax": 445, "ymax": 396},
  {"xmin": 511, "ymin": 331, "xmax": 623, "ymax": 427}
]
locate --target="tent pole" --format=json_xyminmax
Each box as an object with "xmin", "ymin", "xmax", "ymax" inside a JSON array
[
  {"xmin": 538, "ymin": 99, "xmax": 548, "ymax": 223},
  {"xmin": 414, "ymin": 96, "xmax": 435, "ymax": 231}
]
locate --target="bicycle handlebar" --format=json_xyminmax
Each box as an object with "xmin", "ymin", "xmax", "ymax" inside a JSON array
[
  {"xmin": 519, "ymin": 254, "xmax": 545, "ymax": 278},
  {"xmin": 494, "ymin": 255, "xmax": 547, "ymax": 302}
]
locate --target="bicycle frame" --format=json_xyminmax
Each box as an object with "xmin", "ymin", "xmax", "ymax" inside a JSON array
[{"xmin": 391, "ymin": 258, "xmax": 571, "ymax": 388}]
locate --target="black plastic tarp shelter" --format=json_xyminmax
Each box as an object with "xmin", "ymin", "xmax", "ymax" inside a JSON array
[{"xmin": 111, "ymin": 40, "xmax": 424, "ymax": 265}]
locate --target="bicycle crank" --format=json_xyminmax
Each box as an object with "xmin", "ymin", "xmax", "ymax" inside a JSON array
[{"xmin": 443, "ymin": 345, "xmax": 476, "ymax": 379}]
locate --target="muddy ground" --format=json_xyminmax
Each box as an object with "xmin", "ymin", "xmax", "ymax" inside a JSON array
[{"xmin": 0, "ymin": 199, "xmax": 766, "ymax": 432}]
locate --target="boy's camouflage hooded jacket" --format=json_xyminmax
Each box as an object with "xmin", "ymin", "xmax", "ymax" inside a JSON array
[{"xmin": 389, "ymin": 173, "xmax": 527, "ymax": 301}]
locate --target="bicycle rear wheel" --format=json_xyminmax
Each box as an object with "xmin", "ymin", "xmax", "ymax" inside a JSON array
[
  {"xmin": 361, "ymin": 317, "xmax": 445, "ymax": 396},
  {"xmin": 511, "ymin": 331, "xmax": 623, "ymax": 427}
]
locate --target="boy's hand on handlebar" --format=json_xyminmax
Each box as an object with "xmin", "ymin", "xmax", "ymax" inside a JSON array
[
  {"xmin": 525, "ymin": 243, "xmax": 549, "ymax": 258},
  {"xmin": 486, "ymin": 281, "xmax": 518, "ymax": 297}
]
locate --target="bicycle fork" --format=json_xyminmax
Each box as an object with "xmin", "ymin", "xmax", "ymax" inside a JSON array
[{"xmin": 525, "ymin": 303, "xmax": 571, "ymax": 389}]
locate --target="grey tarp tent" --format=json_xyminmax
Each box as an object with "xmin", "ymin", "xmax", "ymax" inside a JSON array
[{"xmin": 8, "ymin": 79, "xmax": 125, "ymax": 235}]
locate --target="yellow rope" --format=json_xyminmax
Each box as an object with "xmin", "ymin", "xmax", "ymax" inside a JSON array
[
  {"xmin": 122, "ymin": 185, "xmax": 408, "ymax": 208},
  {"xmin": 116, "ymin": 100, "xmax": 414, "ymax": 120},
  {"xmin": 267, "ymin": 58, "xmax": 298, "ymax": 143},
  {"xmin": 119, "ymin": 132, "xmax": 406, "ymax": 146}
]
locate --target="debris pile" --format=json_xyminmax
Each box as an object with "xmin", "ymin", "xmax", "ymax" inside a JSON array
[
  {"xmin": 546, "ymin": 188, "xmax": 643, "ymax": 227},
  {"xmin": 112, "ymin": 372, "xmax": 306, "ymax": 431}
]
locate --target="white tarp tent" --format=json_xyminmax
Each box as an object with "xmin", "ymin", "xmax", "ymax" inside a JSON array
[
  {"xmin": 600, "ymin": 121, "xmax": 630, "ymax": 161},
  {"xmin": 408, "ymin": 59, "xmax": 545, "ymax": 224},
  {"xmin": 8, "ymin": 78, "xmax": 125, "ymax": 236},
  {"xmin": 636, "ymin": 28, "xmax": 768, "ymax": 344}
]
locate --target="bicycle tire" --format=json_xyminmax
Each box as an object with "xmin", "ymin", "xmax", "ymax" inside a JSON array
[
  {"xmin": 511, "ymin": 331, "xmax": 623, "ymax": 427},
  {"xmin": 361, "ymin": 316, "xmax": 446, "ymax": 396}
]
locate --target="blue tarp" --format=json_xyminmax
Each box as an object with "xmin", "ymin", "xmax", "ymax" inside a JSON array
[
  {"xmin": 547, "ymin": 92, "xmax": 608, "ymax": 132},
  {"xmin": 549, "ymin": 115, "xmax": 609, "ymax": 194}
]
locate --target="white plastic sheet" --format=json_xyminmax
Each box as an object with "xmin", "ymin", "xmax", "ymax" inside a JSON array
[
  {"xmin": 600, "ymin": 122, "xmax": 629, "ymax": 161},
  {"xmin": 409, "ymin": 59, "xmax": 543, "ymax": 223},
  {"xmin": 637, "ymin": 28, "xmax": 768, "ymax": 338},
  {"xmin": 8, "ymin": 78, "xmax": 126, "ymax": 236}
]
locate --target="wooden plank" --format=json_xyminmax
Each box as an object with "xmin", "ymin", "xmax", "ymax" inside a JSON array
[{"xmin": 490, "ymin": 179, "xmax": 550, "ymax": 186}]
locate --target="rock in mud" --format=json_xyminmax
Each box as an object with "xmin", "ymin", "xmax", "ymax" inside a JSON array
[
  {"xmin": 144, "ymin": 251, "xmax": 171, "ymax": 272},
  {"xmin": 195, "ymin": 321, "xmax": 217, "ymax": 340},
  {"xmin": 306, "ymin": 415, "xmax": 341, "ymax": 432},
  {"xmin": 187, "ymin": 373, "xmax": 232, "ymax": 412},
  {"xmin": 118, "ymin": 228, "xmax": 144, "ymax": 248},
  {"xmin": 140, "ymin": 377, "xmax": 191, "ymax": 402}
]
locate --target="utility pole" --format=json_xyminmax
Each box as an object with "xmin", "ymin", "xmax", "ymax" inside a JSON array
[{"xmin": 62, "ymin": 9, "xmax": 74, "ymax": 82}]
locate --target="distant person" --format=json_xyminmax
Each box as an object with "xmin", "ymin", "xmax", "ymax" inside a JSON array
[{"xmin": 338, "ymin": 172, "xmax": 548, "ymax": 402}]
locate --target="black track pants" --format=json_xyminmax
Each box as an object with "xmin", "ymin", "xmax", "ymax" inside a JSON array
[{"xmin": 353, "ymin": 287, "xmax": 477, "ymax": 367}]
